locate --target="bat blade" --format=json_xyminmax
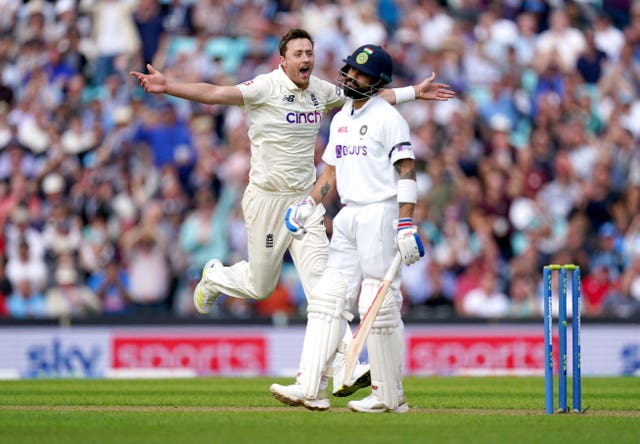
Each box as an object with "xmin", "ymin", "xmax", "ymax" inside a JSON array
[{"xmin": 342, "ymin": 253, "xmax": 402, "ymax": 386}]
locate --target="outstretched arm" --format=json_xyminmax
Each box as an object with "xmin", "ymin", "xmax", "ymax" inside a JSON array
[
  {"xmin": 130, "ymin": 64, "xmax": 244, "ymax": 106},
  {"xmin": 381, "ymin": 72, "xmax": 456, "ymax": 104}
]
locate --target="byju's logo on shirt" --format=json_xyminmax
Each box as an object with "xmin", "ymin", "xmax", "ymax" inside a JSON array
[
  {"xmin": 335, "ymin": 145, "xmax": 368, "ymax": 158},
  {"xmin": 286, "ymin": 111, "xmax": 323, "ymax": 124}
]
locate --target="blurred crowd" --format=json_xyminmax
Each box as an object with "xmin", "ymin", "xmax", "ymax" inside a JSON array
[{"xmin": 0, "ymin": 0, "xmax": 640, "ymax": 322}]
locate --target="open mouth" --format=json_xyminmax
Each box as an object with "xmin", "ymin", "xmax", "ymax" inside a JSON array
[{"xmin": 300, "ymin": 66, "xmax": 310, "ymax": 74}]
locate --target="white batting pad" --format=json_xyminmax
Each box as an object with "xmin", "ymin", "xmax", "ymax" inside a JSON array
[
  {"xmin": 298, "ymin": 269, "xmax": 349, "ymax": 399},
  {"xmin": 359, "ymin": 279, "xmax": 404, "ymax": 409},
  {"xmin": 331, "ymin": 324, "xmax": 362, "ymax": 389}
]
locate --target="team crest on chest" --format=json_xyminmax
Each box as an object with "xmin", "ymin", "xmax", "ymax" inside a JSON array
[{"xmin": 360, "ymin": 125, "xmax": 368, "ymax": 136}]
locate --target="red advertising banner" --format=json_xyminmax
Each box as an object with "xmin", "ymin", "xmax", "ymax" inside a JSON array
[
  {"xmin": 112, "ymin": 336, "xmax": 267, "ymax": 375},
  {"xmin": 407, "ymin": 334, "xmax": 552, "ymax": 375}
]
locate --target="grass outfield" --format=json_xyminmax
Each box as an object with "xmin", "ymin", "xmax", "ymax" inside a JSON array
[{"xmin": 0, "ymin": 376, "xmax": 638, "ymax": 444}]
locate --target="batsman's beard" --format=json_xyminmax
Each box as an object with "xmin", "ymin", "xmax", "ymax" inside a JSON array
[{"xmin": 338, "ymin": 73, "xmax": 383, "ymax": 101}]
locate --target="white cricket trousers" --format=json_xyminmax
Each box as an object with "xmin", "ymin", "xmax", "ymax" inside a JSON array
[
  {"xmin": 327, "ymin": 198, "xmax": 402, "ymax": 310},
  {"xmin": 204, "ymin": 183, "xmax": 329, "ymax": 301}
]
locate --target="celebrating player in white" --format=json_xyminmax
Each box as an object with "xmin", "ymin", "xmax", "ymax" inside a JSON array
[{"xmin": 272, "ymin": 44, "xmax": 426, "ymax": 412}]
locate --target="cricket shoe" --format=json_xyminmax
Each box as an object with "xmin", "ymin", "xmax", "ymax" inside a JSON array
[
  {"xmin": 269, "ymin": 383, "xmax": 330, "ymax": 411},
  {"xmin": 347, "ymin": 393, "xmax": 409, "ymax": 413},
  {"xmin": 193, "ymin": 259, "xmax": 223, "ymax": 314},
  {"xmin": 332, "ymin": 363, "xmax": 371, "ymax": 397}
]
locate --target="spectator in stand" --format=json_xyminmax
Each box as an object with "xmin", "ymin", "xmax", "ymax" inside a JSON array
[
  {"xmin": 603, "ymin": 253, "xmax": 640, "ymax": 318},
  {"xmin": 121, "ymin": 227, "xmax": 170, "ymax": 315},
  {"xmin": 534, "ymin": 8, "xmax": 586, "ymax": 74},
  {"xmin": 161, "ymin": 0, "xmax": 195, "ymax": 37},
  {"xmin": 41, "ymin": 202, "xmax": 82, "ymax": 264},
  {"xmin": 88, "ymin": 0, "xmax": 141, "ymax": 86},
  {"xmin": 133, "ymin": 0, "xmax": 167, "ymax": 70},
  {"xmin": 178, "ymin": 185, "xmax": 235, "ymax": 272},
  {"xmin": 593, "ymin": 14, "xmax": 626, "ymax": 61},
  {"xmin": 581, "ymin": 261, "xmax": 619, "ymax": 317},
  {"xmin": 58, "ymin": 26, "xmax": 92, "ymax": 82},
  {"xmin": 506, "ymin": 272, "xmax": 540, "ymax": 318},
  {"xmin": 87, "ymin": 256, "xmax": 131, "ymax": 316},
  {"xmin": 6, "ymin": 278, "xmax": 48, "ymax": 319},
  {"xmin": 477, "ymin": 163, "xmax": 513, "ymax": 261},
  {"xmin": 133, "ymin": 102, "xmax": 195, "ymax": 188},
  {"xmin": 5, "ymin": 238, "xmax": 47, "ymax": 294},
  {"xmin": 460, "ymin": 267, "xmax": 510, "ymax": 318},
  {"xmin": 599, "ymin": 41, "xmax": 640, "ymax": 101},
  {"xmin": 583, "ymin": 154, "xmax": 621, "ymax": 236},
  {"xmin": 46, "ymin": 257, "xmax": 100, "ymax": 319},
  {"xmin": 536, "ymin": 150, "xmax": 582, "ymax": 224},
  {"xmin": 511, "ymin": 11, "xmax": 540, "ymax": 67},
  {"xmin": 576, "ymin": 28, "xmax": 608, "ymax": 86},
  {"xmin": 482, "ymin": 114, "xmax": 517, "ymax": 175},
  {"xmin": 590, "ymin": 222, "xmax": 625, "ymax": 279},
  {"xmin": 405, "ymin": 258, "xmax": 456, "ymax": 318}
]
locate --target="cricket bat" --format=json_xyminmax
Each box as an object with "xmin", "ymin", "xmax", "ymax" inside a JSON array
[{"xmin": 342, "ymin": 252, "xmax": 403, "ymax": 386}]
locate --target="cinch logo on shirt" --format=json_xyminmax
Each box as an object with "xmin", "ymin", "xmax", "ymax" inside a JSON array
[
  {"xmin": 335, "ymin": 145, "xmax": 368, "ymax": 158},
  {"xmin": 286, "ymin": 111, "xmax": 323, "ymax": 124}
]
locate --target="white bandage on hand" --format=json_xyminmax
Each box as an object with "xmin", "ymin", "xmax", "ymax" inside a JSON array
[
  {"xmin": 284, "ymin": 196, "xmax": 316, "ymax": 238},
  {"xmin": 395, "ymin": 218, "xmax": 425, "ymax": 265}
]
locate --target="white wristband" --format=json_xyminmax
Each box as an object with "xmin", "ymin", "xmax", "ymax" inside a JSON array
[
  {"xmin": 393, "ymin": 86, "xmax": 416, "ymax": 104},
  {"xmin": 397, "ymin": 179, "xmax": 417, "ymax": 204}
]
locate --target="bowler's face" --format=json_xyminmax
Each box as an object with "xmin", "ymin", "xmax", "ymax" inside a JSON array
[{"xmin": 281, "ymin": 38, "xmax": 314, "ymax": 90}]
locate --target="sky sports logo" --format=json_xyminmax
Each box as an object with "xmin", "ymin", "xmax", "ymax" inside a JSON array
[
  {"xmin": 335, "ymin": 145, "xmax": 368, "ymax": 158},
  {"xmin": 285, "ymin": 111, "xmax": 322, "ymax": 124}
]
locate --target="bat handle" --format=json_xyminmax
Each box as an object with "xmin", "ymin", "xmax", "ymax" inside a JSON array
[{"xmin": 384, "ymin": 252, "xmax": 402, "ymax": 281}]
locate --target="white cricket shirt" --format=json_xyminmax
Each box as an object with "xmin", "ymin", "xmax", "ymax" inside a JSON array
[
  {"xmin": 236, "ymin": 66, "xmax": 344, "ymax": 193},
  {"xmin": 323, "ymin": 95, "xmax": 414, "ymax": 206}
]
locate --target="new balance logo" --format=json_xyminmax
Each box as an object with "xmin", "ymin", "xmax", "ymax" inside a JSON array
[
  {"xmin": 282, "ymin": 95, "xmax": 295, "ymax": 103},
  {"xmin": 266, "ymin": 233, "xmax": 274, "ymax": 248}
]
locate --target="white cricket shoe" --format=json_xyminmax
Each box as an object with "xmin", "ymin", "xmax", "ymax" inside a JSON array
[
  {"xmin": 333, "ymin": 363, "xmax": 371, "ymax": 397},
  {"xmin": 347, "ymin": 393, "xmax": 409, "ymax": 413},
  {"xmin": 193, "ymin": 259, "xmax": 223, "ymax": 314},
  {"xmin": 269, "ymin": 383, "xmax": 330, "ymax": 411}
]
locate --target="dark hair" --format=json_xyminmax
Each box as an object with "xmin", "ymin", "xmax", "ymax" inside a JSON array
[{"xmin": 278, "ymin": 28, "xmax": 313, "ymax": 56}]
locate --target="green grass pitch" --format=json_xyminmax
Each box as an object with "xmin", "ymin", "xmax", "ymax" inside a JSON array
[{"xmin": 0, "ymin": 376, "xmax": 638, "ymax": 444}]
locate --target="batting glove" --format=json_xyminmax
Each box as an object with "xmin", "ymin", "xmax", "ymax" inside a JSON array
[
  {"xmin": 285, "ymin": 196, "xmax": 316, "ymax": 238},
  {"xmin": 396, "ymin": 218, "xmax": 425, "ymax": 265}
]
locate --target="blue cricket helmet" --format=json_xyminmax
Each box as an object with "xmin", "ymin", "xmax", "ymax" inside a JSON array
[{"xmin": 342, "ymin": 44, "xmax": 393, "ymax": 86}]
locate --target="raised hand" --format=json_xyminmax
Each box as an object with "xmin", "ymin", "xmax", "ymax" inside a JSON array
[
  {"xmin": 130, "ymin": 64, "xmax": 167, "ymax": 94},
  {"xmin": 415, "ymin": 72, "xmax": 456, "ymax": 101}
]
